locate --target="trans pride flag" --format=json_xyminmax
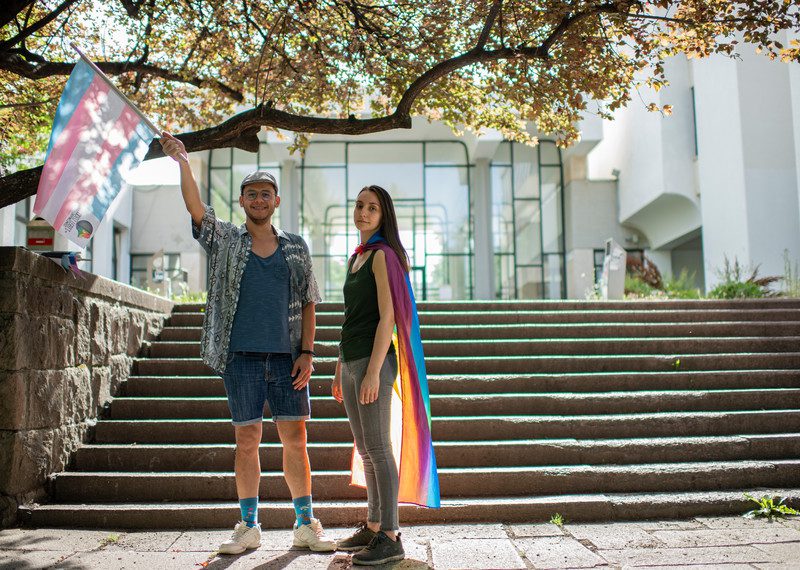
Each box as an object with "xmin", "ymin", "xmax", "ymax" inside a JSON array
[
  {"xmin": 350, "ymin": 235, "xmax": 441, "ymax": 508},
  {"xmin": 34, "ymin": 56, "xmax": 158, "ymax": 247}
]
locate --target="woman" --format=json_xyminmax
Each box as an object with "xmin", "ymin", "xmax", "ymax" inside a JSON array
[{"xmin": 332, "ymin": 185, "xmax": 439, "ymax": 566}]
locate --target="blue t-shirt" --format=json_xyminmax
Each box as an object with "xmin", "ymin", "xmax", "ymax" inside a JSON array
[{"xmin": 228, "ymin": 243, "xmax": 291, "ymax": 353}]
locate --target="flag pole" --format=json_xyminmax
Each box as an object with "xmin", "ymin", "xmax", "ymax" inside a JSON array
[{"xmin": 70, "ymin": 42, "xmax": 161, "ymax": 136}]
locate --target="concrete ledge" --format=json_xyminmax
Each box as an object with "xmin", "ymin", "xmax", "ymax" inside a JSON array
[{"xmin": 0, "ymin": 247, "xmax": 173, "ymax": 314}]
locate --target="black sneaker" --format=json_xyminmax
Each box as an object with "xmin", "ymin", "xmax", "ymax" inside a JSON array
[
  {"xmin": 352, "ymin": 531, "xmax": 405, "ymax": 566},
  {"xmin": 338, "ymin": 522, "xmax": 377, "ymax": 552}
]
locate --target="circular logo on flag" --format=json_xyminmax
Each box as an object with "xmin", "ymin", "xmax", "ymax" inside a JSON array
[{"xmin": 76, "ymin": 220, "xmax": 93, "ymax": 238}]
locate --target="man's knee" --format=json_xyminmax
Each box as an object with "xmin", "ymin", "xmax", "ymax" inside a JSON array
[
  {"xmin": 235, "ymin": 423, "xmax": 262, "ymax": 456},
  {"xmin": 277, "ymin": 421, "xmax": 307, "ymax": 453}
]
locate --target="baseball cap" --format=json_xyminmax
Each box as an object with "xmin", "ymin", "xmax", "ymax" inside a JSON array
[{"xmin": 240, "ymin": 170, "xmax": 279, "ymax": 194}]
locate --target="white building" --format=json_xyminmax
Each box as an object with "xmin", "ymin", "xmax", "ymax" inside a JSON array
[{"xmin": 2, "ymin": 47, "xmax": 798, "ymax": 300}]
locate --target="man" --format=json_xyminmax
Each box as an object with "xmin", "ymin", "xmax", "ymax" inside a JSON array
[{"xmin": 160, "ymin": 132, "xmax": 336, "ymax": 554}]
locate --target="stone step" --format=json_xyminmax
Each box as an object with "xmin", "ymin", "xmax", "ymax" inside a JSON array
[
  {"xmin": 93, "ymin": 410, "xmax": 800, "ymax": 444},
  {"xmin": 122, "ymin": 370, "xmax": 800, "ymax": 397},
  {"xmin": 166, "ymin": 308, "xmax": 800, "ymax": 327},
  {"xmin": 51, "ymin": 460, "xmax": 800, "ymax": 502},
  {"xmin": 132, "ymin": 353, "xmax": 800, "ymax": 376},
  {"xmin": 156, "ymin": 321, "xmax": 800, "ymax": 342},
  {"xmin": 73, "ymin": 434, "xmax": 800, "ymax": 471},
  {"xmin": 171, "ymin": 299, "xmax": 800, "ymax": 312},
  {"xmin": 144, "ymin": 337, "xmax": 800, "ymax": 358},
  {"xmin": 108, "ymin": 389, "xmax": 800, "ymax": 420},
  {"xmin": 22, "ymin": 489, "xmax": 800, "ymax": 528}
]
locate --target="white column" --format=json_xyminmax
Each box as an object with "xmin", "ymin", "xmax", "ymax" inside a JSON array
[
  {"xmin": 692, "ymin": 56, "xmax": 750, "ymax": 289},
  {"xmin": 472, "ymin": 158, "xmax": 494, "ymax": 299},
  {"xmin": 280, "ymin": 159, "xmax": 300, "ymax": 234},
  {"xmin": 0, "ymin": 206, "xmax": 16, "ymax": 246}
]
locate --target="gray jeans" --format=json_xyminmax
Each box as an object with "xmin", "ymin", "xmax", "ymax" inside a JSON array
[{"xmin": 340, "ymin": 353, "xmax": 399, "ymax": 531}]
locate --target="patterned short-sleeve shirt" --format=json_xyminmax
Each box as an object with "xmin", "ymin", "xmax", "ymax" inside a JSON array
[{"xmin": 192, "ymin": 205, "xmax": 322, "ymax": 374}]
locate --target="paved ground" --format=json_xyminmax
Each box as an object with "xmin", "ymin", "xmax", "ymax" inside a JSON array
[{"xmin": 1, "ymin": 516, "xmax": 799, "ymax": 569}]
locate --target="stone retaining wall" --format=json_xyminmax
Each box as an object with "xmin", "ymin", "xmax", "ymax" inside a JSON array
[{"xmin": 0, "ymin": 247, "xmax": 173, "ymax": 527}]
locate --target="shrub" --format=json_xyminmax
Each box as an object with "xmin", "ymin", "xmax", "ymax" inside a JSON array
[
  {"xmin": 783, "ymin": 249, "xmax": 800, "ymax": 298},
  {"xmin": 709, "ymin": 280, "xmax": 763, "ymax": 299},
  {"xmin": 625, "ymin": 275, "xmax": 657, "ymax": 298},
  {"xmin": 664, "ymin": 269, "xmax": 702, "ymax": 299},
  {"xmin": 711, "ymin": 255, "xmax": 781, "ymax": 298},
  {"xmin": 627, "ymin": 256, "xmax": 663, "ymax": 289}
]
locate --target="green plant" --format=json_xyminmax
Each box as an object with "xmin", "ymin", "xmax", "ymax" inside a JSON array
[
  {"xmin": 710, "ymin": 256, "xmax": 781, "ymax": 299},
  {"xmin": 99, "ymin": 533, "xmax": 120, "ymax": 547},
  {"xmin": 783, "ymin": 249, "xmax": 800, "ymax": 298},
  {"xmin": 708, "ymin": 280, "xmax": 764, "ymax": 299},
  {"xmin": 549, "ymin": 513, "xmax": 566, "ymax": 527},
  {"xmin": 171, "ymin": 290, "xmax": 208, "ymax": 304},
  {"xmin": 672, "ymin": 358, "xmax": 681, "ymax": 370},
  {"xmin": 625, "ymin": 275, "xmax": 657, "ymax": 298},
  {"xmin": 664, "ymin": 269, "xmax": 702, "ymax": 299},
  {"xmin": 743, "ymin": 494, "xmax": 799, "ymax": 520}
]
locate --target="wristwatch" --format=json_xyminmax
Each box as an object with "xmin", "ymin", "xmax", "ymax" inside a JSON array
[{"xmin": 300, "ymin": 349, "xmax": 316, "ymax": 356}]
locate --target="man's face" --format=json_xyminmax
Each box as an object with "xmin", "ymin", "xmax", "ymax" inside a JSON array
[{"xmin": 239, "ymin": 181, "xmax": 279, "ymax": 225}]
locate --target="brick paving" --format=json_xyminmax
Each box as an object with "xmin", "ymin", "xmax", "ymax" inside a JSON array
[{"xmin": 1, "ymin": 516, "xmax": 799, "ymax": 569}]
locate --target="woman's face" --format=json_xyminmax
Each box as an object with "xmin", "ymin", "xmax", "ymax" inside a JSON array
[{"xmin": 354, "ymin": 189, "xmax": 382, "ymax": 234}]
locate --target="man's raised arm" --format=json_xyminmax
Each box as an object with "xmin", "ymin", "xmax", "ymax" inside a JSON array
[{"xmin": 159, "ymin": 132, "xmax": 205, "ymax": 227}]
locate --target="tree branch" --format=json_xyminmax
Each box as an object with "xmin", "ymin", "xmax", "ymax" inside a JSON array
[
  {"xmin": 0, "ymin": 1, "xmax": 36, "ymax": 30},
  {"xmin": 475, "ymin": 0, "xmax": 503, "ymax": 51},
  {"xmin": 0, "ymin": 0, "xmax": 81, "ymax": 53},
  {"xmin": 0, "ymin": 53, "xmax": 244, "ymax": 102}
]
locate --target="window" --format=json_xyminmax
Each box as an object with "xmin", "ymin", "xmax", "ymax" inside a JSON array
[
  {"xmin": 300, "ymin": 140, "xmax": 473, "ymax": 301},
  {"xmin": 491, "ymin": 141, "xmax": 565, "ymax": 299},
  {"xmin": 14, "ymin": 198, "xmax": 30, "ymax": 246},
  {"xmin": 131, "ymin": 252, "xmax": 182, "ymax": 290}
]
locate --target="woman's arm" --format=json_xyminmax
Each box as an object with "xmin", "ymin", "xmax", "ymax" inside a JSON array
[{"xmin": 360, "ymin": 249, "xmax": 395, "ymax": 405}]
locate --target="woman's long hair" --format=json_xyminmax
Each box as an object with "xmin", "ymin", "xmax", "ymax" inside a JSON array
[{"xmin": 359, "ymin": 185, "xmax": 410, "ymax": 273}]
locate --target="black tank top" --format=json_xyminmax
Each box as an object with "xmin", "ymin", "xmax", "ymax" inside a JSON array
[{"xmin": 340, "ymin": 251, "xmax": 395, "ymax": 362}]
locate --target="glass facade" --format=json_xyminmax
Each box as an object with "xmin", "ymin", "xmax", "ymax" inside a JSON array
[
  {"xmin": 208, "ymin": 145, "xmax": 281, "ymax": 227},
  {"xmin": 206, "ymin": 137, "xmax": 565, "ymax": 300},
  {"xmin": 491, "ymin": 141, "xmax": 565, "ymax": 299},
  {"xmin": 300, "ymin": 141, "xmax": 472, "ymax": 301}
]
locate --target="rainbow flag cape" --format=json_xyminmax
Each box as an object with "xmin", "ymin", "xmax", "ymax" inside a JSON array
[
  {"xmin": 350, "ymin": 234, "xmax": 440, "ymax": 508},
  {"xmin": 33, "ymin": 58, "xmax": 158, "ymax": 247}
]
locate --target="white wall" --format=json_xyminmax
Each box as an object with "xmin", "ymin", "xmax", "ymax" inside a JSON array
[{"xmin": 694, "ymin": 49, "xmax": 800, "ymax": 287}]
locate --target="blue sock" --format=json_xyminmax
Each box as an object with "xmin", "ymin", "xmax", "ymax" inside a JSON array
[
  {"xmin": 293, "ymin": 495, "xmax": 313, "ymax": 526},
  {"xmin": 240, "ymin": 497, "xmax": 258, "ymax": 528}
]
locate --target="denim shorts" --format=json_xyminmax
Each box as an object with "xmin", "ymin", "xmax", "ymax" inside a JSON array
[{"xmin": 221, "ymin": 352, "xmax": 310, "ymax": 424}]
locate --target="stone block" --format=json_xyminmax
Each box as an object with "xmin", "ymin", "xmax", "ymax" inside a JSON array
[
  {"xmin": 91, "ymin": 367, "xmax": 113, "ymax": 410},
  {"xmin": 109, "ymin": 354, "xmax": 133, "ymax": 396},
  {"xmin": 0, "ymin": 495, "xmax": 17, "ymax": 528},
  {"xmin": 0, "ymin": 277, "xmax": 19, "ymax": 314},
  {"xmin": 601, "ymin": 545, "xmax": 778, "ymax": 566},
  {"xmin": 0, "ymin": 368, "xmax": 92, "ymax": 431},
  {"xmin": 17, "ymin": 279, "xmax": 76, "ymax": 319},
  {"xmin": 0, "ymin": 424, "xmax": 89, "ymax": 497},
  {"xmin": 431, "ymin": 538, "xmax": 526, "ymax": 569},
  {"xmin": 1, "ymin": 314, "xmax": 76, "ymax": 370},
  {"xmin": 514, "ymin": 536, "xmax": 607, "ymax": 568},
  {"xmin": 567, "ymin": 522, "xmax": 665, "ymax": 549},
  {"xmin": 74, "ymin": 297, "xmax": 91, "ymax": 364},
  {"xmin": 89, "ymin": 301, "xmax": 110, "ymax": 365},
  {"xmin": 652, "ymin": 527, "xmax": 800, "ymax": 548},
  {"xmin": 126, "ymin": 312, "xmax": 147, "ymax": 356}
]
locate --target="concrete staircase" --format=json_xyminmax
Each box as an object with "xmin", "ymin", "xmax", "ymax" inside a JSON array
[{"xmin": 23, "ymin": 299, "xmax": 800, "ymax": 528}]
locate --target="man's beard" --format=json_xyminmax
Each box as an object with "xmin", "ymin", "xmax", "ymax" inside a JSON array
[{"xmin": 245, "ymin": 208, "xmax": 271, "ymax": 225}]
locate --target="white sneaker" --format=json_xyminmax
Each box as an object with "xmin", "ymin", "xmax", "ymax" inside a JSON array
[
  {"xmin": 218, "ymin": 521, "xmax": 262, "ymax": 554},
  {"xmin": 292, "ymin": 518, "xmax": 337, "ymax": 551}
]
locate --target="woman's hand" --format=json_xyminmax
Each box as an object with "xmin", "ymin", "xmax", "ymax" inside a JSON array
[
  {"xmin": 359, "ymin": 370, "xmax": 380, "ymax": 405},
  {"xmin": 332, "ymin": 373, "xmax": 343, "ymax": 403}
]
